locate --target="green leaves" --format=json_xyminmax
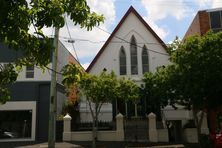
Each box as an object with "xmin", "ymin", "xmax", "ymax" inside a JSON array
[
  {"xmin": 0, "ymin": 64, "xmax": 18, "ymax": 104},
  {"xmin": 62, "ymin": 63, "xmax": 84, "ymax": 88},
  {"xmin": 0, "ymin": 0, "xmax": 104, "ymax": 103},
  {"xmin": 117, "ymin": 77, "xmax": 139, "ymax": 103},
  {"xmin": 144, "ymin": 31, "xmax": 222, "ymax": 110},
  {"xmin": 62, "ymin": 64, "xmax": 140, "ymax": 104},
  {"xmin": 79, "ymin": 71, "xmax": 118, "ymax": 103},
  {"xmin": 63, "ymin": 0, "xmax": 104, "ymax": 30}
]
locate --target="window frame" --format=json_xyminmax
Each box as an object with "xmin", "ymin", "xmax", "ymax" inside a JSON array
[
  {"xmin": 142, "ymin": 45, "xmax": 149, "ymax": 74},
  {"xmin": 26, "ymin": 66, "xmax": 34, "ymax": 78},
  {"xmin": 209, "ymin": 11, "xmax": 222, "ymax": 32},
  {"xmin": 130, "ymin": 35, "xmax": 138, "ymax": 75},
  {"xmin": 119, "ymin": 46, "xmax": 127, "ymax": 75},
  {"xmin": 0, "ymin": 101, "xmax": 36, "ymax": 142}
]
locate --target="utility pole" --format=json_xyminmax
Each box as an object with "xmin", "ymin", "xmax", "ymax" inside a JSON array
[{"xmin": 48, "ymin": 27, "xmax": 59, "ymax": 148}]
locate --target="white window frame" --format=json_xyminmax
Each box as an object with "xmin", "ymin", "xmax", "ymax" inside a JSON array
[
  {"xmin": 26, "ymin": 66, "xmax": 34, "ymax": 78},
  {"xmin": 0, "ymin": 101, "xmax": 36, "ymax": 142}
]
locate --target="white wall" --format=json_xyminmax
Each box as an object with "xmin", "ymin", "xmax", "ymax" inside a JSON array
[
  {"xmin": 80, "ymin": 100, "xmax": 113, "ymax": 122},
  {"xmin": 16, "ymin": 64, "xmax": 52, "ymax": 82},
  {"xmin": 80, "ymin": 11, "xmax": 169, "ymax": 122},
  {"xmin": 89, "ymin": 12, "xmax": 169, "ymax": 77}
]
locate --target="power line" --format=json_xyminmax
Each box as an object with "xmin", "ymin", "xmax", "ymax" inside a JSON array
[
  {"xmin": 96, "ymin": 26, "xmax": 169, "ymax": 56},
  {"xmin": 35, "ymin": 65, "xmax": 63, "ymax": 75},
  {"xmin": 59, "ymin": 35, "xmax": 172, "ymax": 46},
  {"xmin": 65, "ymin": 17, "xmax": 80, "ymax": 62}
]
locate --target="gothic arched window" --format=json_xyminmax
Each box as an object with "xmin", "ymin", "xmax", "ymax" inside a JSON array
[
  {"xmin": 142, "ymin": 45, "xmax": 149, "ymax": 74},
  {"xmin": 130, "ymin": 35, "xmax": 138, "ymax": 75},
  {"xmin": 119, "ymin": 46, "xmax": 126, "ymax": 75}
]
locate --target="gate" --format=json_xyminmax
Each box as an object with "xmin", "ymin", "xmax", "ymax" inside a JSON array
[{"xmin": 124, "ymin": 118, "xmax": 148, "ymax": 142}]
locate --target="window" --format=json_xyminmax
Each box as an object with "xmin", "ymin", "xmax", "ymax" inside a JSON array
[
  {"xmin": 142, "ymin": 45, "xmax": 149, "ymax": 74},
  {"xmin": 0, "ymin": 110, "xmax": 32, "ymax": 139},
  {"xmin": 130, "ymin": 35, "xmax": 138, "ymax": 75},
  {"xmin": 26, "ymin": 66, "xmax": 34, "ymax": 78},
  {"xmin": 210, "ymin": 11, "xmax": 222, "ymax": 32},
  {"xmin": 119, "ymin": 46, "xmax": 126, "ymax": 75}
]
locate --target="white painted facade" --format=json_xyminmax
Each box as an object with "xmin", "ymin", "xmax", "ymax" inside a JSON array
[
  {"xmin": 0, "ymin": 40, "xmax": 75, "ymax": 141},
  {"xmin": 16, "ymin": 40, "xmax": 70, "ymax": 82},
  {"xmin": 80, "ymin": 7, "xmax": 170, "ymax": 122},
  {"xmin": 16, "ymin": 64, "xmax": 52, "ymax": 82},
  {"xmin": 89, "ymin": 12, "xmax": 169, "ymax": 76}
]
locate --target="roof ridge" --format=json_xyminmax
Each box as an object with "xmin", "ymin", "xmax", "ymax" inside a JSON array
[{"xmin": 86, "ymin": 6, "xmax": 167, "ymax": 72}]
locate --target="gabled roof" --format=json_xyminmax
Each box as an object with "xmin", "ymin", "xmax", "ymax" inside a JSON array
[{"xmin": 86, "ymin": 6, "xmax": 167, "ymax": 72}]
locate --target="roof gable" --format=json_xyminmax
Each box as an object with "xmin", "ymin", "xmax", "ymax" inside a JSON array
[{"xmin": 86, "ymin": 6, "xmax": 167, "ymax": 72}]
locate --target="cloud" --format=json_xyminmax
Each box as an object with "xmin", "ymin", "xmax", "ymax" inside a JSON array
[
  {"xmin": 143, "ymin": 17, "xmax": 169, "ymax": 40},
  {"xmin": 58, "ymin": 0, "xmax": 116, "ymax": 65},
  {"xmin": 194, "ymin": 0, "xmax": 212, "ymax": 8},
  {"xmin": 141, "ymin": 0, "xmax": 189, "ymax": 21},
  {"xmin": 211, "ymin": 0, "xmax": 222, "ymax": 8},
  {"xmin": 59, "ymin": 24, "xmax": 109, "ymax": 60},
  {"xmin": 194, "ymin": 0, "xmax": 222, "ymax": 8},
  {"xmin": 87, "ymin": 0, "xmax": 116, "ymax": 25}
]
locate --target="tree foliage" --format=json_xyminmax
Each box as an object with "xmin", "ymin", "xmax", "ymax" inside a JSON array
[
  {"xmin": 170, "ymin": 31, "xmax": 222, "ymax": 109},
  {"xmin": 62, "ymin": 63, "xmax": 139, "ymax": 147},
  {"xmin": 143, "ymin": 31, "xmax": 222, "ymax": 140},
  {"xmin": 0, "ymin": 64, "xmax": 17, "ymax": 104},
  {"xmin": 0, "ymin": 0, "xmax": 104, "ymax": 103},
  {"xmin": 144, "ymin": 31, "xmax": 222, "ymax": 110}
]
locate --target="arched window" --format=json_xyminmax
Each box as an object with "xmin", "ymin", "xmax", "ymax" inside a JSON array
[
  {"xmin": 142, "ymin": 45, "xmax": 149, "ymax": 74},
  {"xmin": 119, "ymin": 46, "xmax": 126, "ymax": 75},
  {"xmin": 130, "ymin": 35, "xmax": 138, "ymax": 75}
]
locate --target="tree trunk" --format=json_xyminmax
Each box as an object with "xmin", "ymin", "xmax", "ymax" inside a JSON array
[
  {"xmin": 193, "ymin": 109, "xmax": 204, "ymax": 146},
  {"xmin": 92, "ymin": 103, "xmax": 99, "ymax": 148},
  {"xmin": 92, "ymin": 116, "xmax": 96, "ymax": 148}
]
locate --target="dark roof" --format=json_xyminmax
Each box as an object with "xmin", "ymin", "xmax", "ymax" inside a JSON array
[{"xmin": 86, "ymin": 6, "xmax": 167, "ymax": 72}]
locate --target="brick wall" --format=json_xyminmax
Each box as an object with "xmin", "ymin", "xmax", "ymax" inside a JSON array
[
  {"xmin": 184, "ymin": 13, "xmax": 201, "ymax": 38},
  {"xmin": 184, "ymin": 10, "xmax": 210, "ymax": 39},
  {"xmin": 199, "ymin": 11, "xmax": 210, "ymax": 35}
]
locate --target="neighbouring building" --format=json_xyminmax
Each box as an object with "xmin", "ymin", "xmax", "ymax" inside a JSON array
[
  {"xmin": 184, "ymin": 7, "xmax": 222, "ymax": 38},
  {"xmin": 183, "ymin": 7, "xmax": 222, "ymax": 134},
  {"xmin": 79, "ymin": 6, "xmax": 170, "ymax": 122},
  {"xmin": 0, "ymin": 40, "xmax": 78, "ymax": 142}
]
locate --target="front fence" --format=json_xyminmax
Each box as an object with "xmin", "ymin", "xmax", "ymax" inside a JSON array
[
  {"xmin": 62, "ymin": 111, "xmax": 209, "ymax": 143},
  {"xmin": 62, "ymin": 112, "xmax": 170, "ymax": 142}
]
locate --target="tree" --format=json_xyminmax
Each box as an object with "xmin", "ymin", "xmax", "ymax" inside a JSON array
[
  {"xmin": 117, "ymin": 77, "xmax": 140, "ymax": 116},
  {"xmin": 169, "ymin": 31, "xmax": 222, "ymax": 138},
  {"xmin": 170, "ymin": 32, "xmax": 222, "ymax": 109},
  {"xmin": 62, "ymin": 64, "xmax": 139, "ymax": 148},
  {"xmin": 143, "ymin": 66, "xmax": 174, "ymax": 119},
  {"xmin": 143, "ymin": 31, "xmax": 222, "ymax": 144},
  {"xmin": 0, "ymin": 64, "xmax": 17, "ymax": 104},
  {"xmin": 0, "ymin": 0, "xmax": 104, "ymax": 103}
]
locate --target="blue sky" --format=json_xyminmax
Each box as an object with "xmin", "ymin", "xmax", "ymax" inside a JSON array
[{"xmin": 53, "ymin": 0, "xmax": 222, "ymax": 69}]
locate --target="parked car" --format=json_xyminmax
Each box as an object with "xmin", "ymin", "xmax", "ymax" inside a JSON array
[
  {"xmin": 210, "ymin": 132, "xmax": 222, "ymax": 148},
  {"xmin": 0, "ymin": 129, "xmax": 17, "ymax": 139}
]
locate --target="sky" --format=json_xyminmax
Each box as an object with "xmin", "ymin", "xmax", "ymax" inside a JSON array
[{"xmin": 44, "ymin": 0, "xmax": 222, "ymax": 70}]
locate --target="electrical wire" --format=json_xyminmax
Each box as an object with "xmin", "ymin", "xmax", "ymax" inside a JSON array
[
  {"xmin": 54, "ymin": 34, "xmax": 173, "ymax": 46},
  {"xmin": 35, "ymin": 65, "xmax": 63, "ymax": 75},
  {"xmin": 65, "ymin": 17, "xmax": 80, "ymax": 62},
  {"xmin": 96, "ymin": 26, "xmax": 169, "ymax": 56}
]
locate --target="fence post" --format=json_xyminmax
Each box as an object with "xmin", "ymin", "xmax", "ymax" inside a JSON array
[
  {"xmin": 148, "ymin": 112, "xmax": 158, "ymax": 142},
  {"xmin": 63, "ymin": 114, "xmax": 72, "ymax": 141},
  {"xmin": 116, "ymin": 113, "xmax": 124, "ymax": 141},
  {"xmin": 197, "ymin": 111, "xmax": 209, "ymax": 135}
]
